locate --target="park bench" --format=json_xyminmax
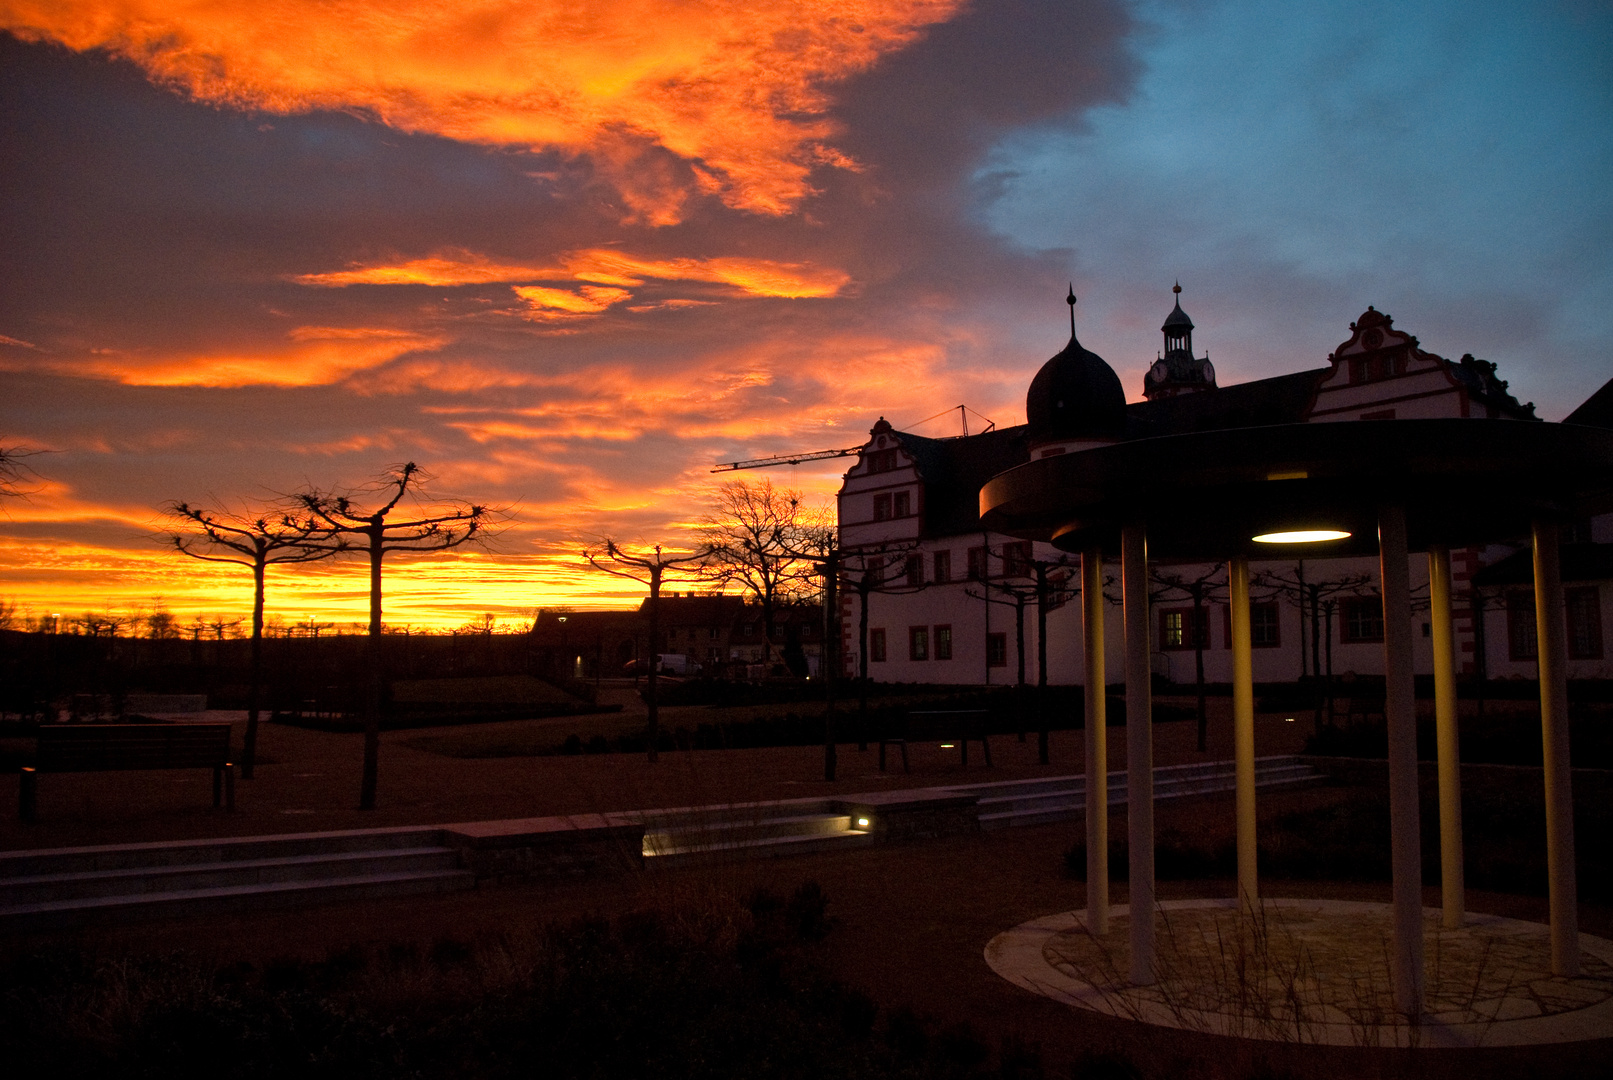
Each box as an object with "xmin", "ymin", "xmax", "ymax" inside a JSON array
[
  {"xmin": 878, "ymin": 709, "xmax": 993, "ymax": 773},
  {"xmin": 19, "ymin": 723, "xmax": 235, "ymax": 822}
]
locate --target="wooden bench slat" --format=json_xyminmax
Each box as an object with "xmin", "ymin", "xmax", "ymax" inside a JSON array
[{"xmin": 21, "ymin": 724, "xmax": 236, "ymax": 821}]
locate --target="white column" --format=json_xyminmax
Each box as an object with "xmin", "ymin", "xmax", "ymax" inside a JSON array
[
  {"xmin": 1122, "ymin": 521, "xmax": 1155, "ymax": 985},
  {"xmin": 1428, "ymin": 545, "xmax": 1464, "ymax": 929},
  {"xmin": 1379, "ymin": 504, "xmax": 1424, "ymax": 1017},
  {"xmin": 1229, "ymin": 556, "xmax": 1257, "ymax": 912},
  {"xmin": 1083, "ymin": 548, "xmax": 1109, "ymax": 935},
  {"xmin": 1533, "ymin": 518, "xmax": 1580, "ymax": 977}
]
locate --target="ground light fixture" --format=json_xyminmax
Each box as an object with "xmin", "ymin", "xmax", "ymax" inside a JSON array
[
  {"xmin": 1251, "ymin": 529, "xmax": 1351, "ymax": 544},
  {"xmin": 856, "ymin": 817, "xmax": 870, "ymax": 829}
]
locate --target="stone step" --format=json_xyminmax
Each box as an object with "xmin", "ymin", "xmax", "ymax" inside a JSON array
[
  {"xmin": 970, "ymin": 756, "xmax": 1322, "ymax": 828},
  {"xmin": 0, "ymin": 826, "xmax": 444, "ymax": 879},
  {"xmin": 642, "ymin": 827, "xmax": 874, "ymax": 863},
  {"xmin": 642, "ymin": 812, "xmax": 863, "ymax": 859},
  {"xmin": 0, "ymin": 867, "xmax": 475, "ymax": 931},
  {"xmin": 0, "ymin": 846, "xmax": 462, "ymax": 906}
]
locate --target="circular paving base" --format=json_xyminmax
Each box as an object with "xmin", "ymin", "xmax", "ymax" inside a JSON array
[{"xmin": 985, "ymin": 899, "xmax": 1613, "ymax": 1047}]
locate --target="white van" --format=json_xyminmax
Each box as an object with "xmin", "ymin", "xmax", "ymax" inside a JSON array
[{"xmin": 656, "ymin": 654, "xmax": 700, "ymax": 676}]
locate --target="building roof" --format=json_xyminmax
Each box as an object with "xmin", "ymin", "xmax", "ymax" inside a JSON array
[
  {"xmin": 893, "ymin": 424, "xmax": 1033, "ymax": 539},
  {"xmin": 1565, "ymin": 376, "xmax": 1613, "ymax": 429},
  {"xmin": 1131, "ymin": 368, "xmax": 1324, "ymax": 435},
  {"xmin": 635, "ymin": 593, "xmax": 746, "ymax": 624}
]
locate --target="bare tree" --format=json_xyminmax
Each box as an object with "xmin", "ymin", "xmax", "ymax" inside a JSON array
[
  {"xmin": 583, "ymin": 540, "xmax": 706, "ymax": 762},
  {"xmin": 167, "ymin": 500, "xmax": 341, "ymax": 778},
  {"xmin": 699, "ymin": 479, "xmax": 827, "ymax": 669},
  {"xmin": 1256, "ymin": 563, "xmax": 1375, "ymax": 730},
  {"xmin": 298, "ymin": 463, "xmax": 497, "ymax": 810},
  {"xmin": 0, "ymin": 444, "xmax": 42, "ymax": 501},
  {"xmin": 1151, "ymin": 563, "xmax": 1226, "ymax": 752}
]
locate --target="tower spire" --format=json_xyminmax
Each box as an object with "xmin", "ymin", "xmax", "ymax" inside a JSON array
[{"xmin": 1067, "ymin": 283, "xmax": 1077, "ymax": 339}]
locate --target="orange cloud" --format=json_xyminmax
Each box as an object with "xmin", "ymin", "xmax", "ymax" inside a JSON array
[
  {"xmin": 3, "ymin": 0, "xmax": 965, "ymax": 221},
  {"xmin": 295, "ymin": 247, "xmax": 852, "ymax": 300},
  {"xmin": 68, "ymin": 326, "xmax": 447, "ymax": 387}
]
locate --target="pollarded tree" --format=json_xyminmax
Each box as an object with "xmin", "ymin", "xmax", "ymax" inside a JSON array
[
  {"xmin": 583, "ymin": 540, "xmax": 707, "ymax": 762},
  {"xmin": 297, "ymin": 463, "xmax": 498, "ymax": 810},
  {"xmin": 166, "ymin": 500, "xmax": 342, "ymax": 778},
  {"xmin": 1150, "ymin": 563, "xmax": 1226, "ymax": 752}
]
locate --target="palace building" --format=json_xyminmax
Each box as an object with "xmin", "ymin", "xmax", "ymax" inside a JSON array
[{"xmin": 836, "ymin": 289, "xmax": 1611, "ymax": 687}]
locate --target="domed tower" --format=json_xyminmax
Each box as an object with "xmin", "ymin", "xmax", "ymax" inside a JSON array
[
  {"xmin": 1143, "ymin": 283, "xmax": 1216, "ymax": 400},
  {"xmin": 1026, "ymin": 286, "xmax": 1128, "ymax": 458}
]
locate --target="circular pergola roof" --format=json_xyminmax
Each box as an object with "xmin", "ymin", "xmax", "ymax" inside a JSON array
[{"xmin": 979, "ymin": 419, "xmax": 1613, "ymax": 561}]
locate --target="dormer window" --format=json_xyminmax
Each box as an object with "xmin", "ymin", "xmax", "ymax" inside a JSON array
[{"xmin": 865, "ymin": 448, "xmax": 899, "ymax": 474}]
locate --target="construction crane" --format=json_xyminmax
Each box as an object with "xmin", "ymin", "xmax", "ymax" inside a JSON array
[{"xmin": 711, "ymin": 405, "xmax": 995, "ymax": 472}]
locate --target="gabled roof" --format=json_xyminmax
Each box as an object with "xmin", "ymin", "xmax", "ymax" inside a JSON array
[
  {"xmin": 634, "ymin": 594, "xmax": 746, "ymax": 624},
  {"xmin": 1565, "ymin": 376, "xmax": 1613, "ymax": 429},
  {"xmin": 892, "ymin": 425, "xmax": 1033, "ymax": 539},
  {"xmin": 1130, "ymin": 368, "xmax": 1324, "ymax": 436}
]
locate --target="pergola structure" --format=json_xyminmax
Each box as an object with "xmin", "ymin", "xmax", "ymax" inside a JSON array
[{"xmin": 980, "ymin": 417, "xmax": 1613, "ymax": 1016}]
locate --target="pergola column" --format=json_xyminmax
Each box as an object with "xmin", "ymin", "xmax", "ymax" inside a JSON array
[
  {"xmin": 1533, "ymin": 517, "xmax": 1580, "ymax": 977},
  {"xmin": 1083, "ymin": 547, "xmax": 1109, "ymax": 935},
  {"xmin": 1229, "ymin": 556, "xmax": 1257, "ymax": 912},
  {"xmin": 1428, "ymin": 545, "xmax": 1464, "ymax": 929},
  {"xmin": 1122, "ymin": 521, "xmax": 1155, "ymax": 985},
  {"xmin": 1379, "ymin": 504, "xmax": 1425, "ymax": 1017}
]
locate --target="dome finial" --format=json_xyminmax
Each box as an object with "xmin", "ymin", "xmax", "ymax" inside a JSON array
[
  {"xmin": 1173, "ymin": 280, "xmax": 1181, "ymax": 295},
  {"xmin": 1066, "ymin": 283, "xmax": 1077, "ymax": 337}
]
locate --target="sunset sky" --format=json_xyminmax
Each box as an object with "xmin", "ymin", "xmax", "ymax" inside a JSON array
[{"xmin": 3, "ymin": 0, "xmax": 1610, "ymax": 630}]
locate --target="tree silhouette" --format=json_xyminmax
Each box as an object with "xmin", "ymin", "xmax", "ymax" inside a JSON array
[
  {"xmin": 583, "ymin": 540, "xmax": 706, "ymax": 763},
  {"xmin": 0, "ymin": 444, "xmax": 42, "ymax": 501},
  {"xmin": 840, "ymin": 542, "xmax": 924, "ymax": 750},
  {"xmin": 1255, "ymin": 562, "xmax": 1375, "ymax": 730},
  {"xmin": 699, "ymin": 479, "xmax": 828, "ymax": 669},
  {"xmin": 166, "ymin": 500, "xmax": 344, "ymax": 778},
  {"xmin": 1150, "ymin": 563, "xmax": 1226, "ymax": 752},
  {"xmin": 298, "ymin": 463, "xmax": 496, "ymax": 810}
]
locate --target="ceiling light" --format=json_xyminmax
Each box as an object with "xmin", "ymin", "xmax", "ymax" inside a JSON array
[{"xmin": 1251, "ymin": 530, "xmax": 1351, "ymax": 544}]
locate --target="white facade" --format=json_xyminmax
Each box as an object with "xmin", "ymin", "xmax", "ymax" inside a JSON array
[{"xmin": 836, "ymin": 305, "xmax": 1608, "ymax": 687}]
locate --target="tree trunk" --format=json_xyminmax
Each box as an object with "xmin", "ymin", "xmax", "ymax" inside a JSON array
[
  {"xmin": 1324, "ymin": 601, "xmax": 1335, "ymax": 731},
  {"xmin": 1193, "ymin": 591, "xmax": 1208, "ymax": 752},
  {"xmin": 823, "ymin": 553, "xmax": 838, "ymax": 782},
  {"xmin": 1036, "ymin": 571, "xmax": 1050, "ymax": 764},
  {"xmin": 857, "ymin": 576, "xmax": 871, "ymax": 751},
  {"xmin": 646, "ymin": 568, "xmax": 661, "ymax": 763},
  {"xmin": 359, "ymin": 528, "xmax": 382, "ymax": 810},
  {"xmin": 244, "ymin": 554, "xmax": 265, "ymax": 779},
  {"xmin": 1296, "ymin": 561, "xmax": 1309, "ymax": 680}
]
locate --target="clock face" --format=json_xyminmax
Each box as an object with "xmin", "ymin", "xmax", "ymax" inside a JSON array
[
  {"xmin": 1202, "ymin": 361, "xmax": 1215, "ymax": 383},
  {"xmin": 1151, "ymin": 360, "xmax": 1168, "ymax": 381}
]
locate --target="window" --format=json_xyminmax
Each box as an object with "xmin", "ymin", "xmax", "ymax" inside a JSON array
[
  {"xmin": 1252, "ymin": 603, "xmax": 1280, "ymax": 648},
  {"xmin": 709, "ymin": 627, "xmax": 720, "ymax": 640},
  {"xmin": 986, "ymin": 632, "xmax": 1008, "ymax": 667},
  {"xmin": 909, "ymin": 626, "xmax": 929, "ymax": 661},
  {"xmin": 864, "ymin": 554, "xmax": 884, "ymax": 585},
  {"xmin": 1340, "ymin": 596, "xmax": 1384, "ymax": 644},
  {"xmin": 864, "ymin": 447, "xmax": 898, "ymax": 473},
  {"xmin": 1222, "ymin": 602, "xmax": 1281, "ymax": 648},
  {"xmin": 1507, "ymin": 591, "xmax": 1537, "ymax": 660},
  {"xmin": 743, "ymin": 624, "xmax": 755, "ymax": 638},
  {"xmin": 893, "ymin": 490, "xmax": 911, "ymax": 517},
  {"xmin": 873, "ymin": 493, "xmax": 892, "ymax": 521},
  {"xmin": 967, "ymin": 546, "xmax": 987, "ymax": 581},
  {"xmin": 906, "ymin": 554, "xmax": 924, "ymax": 588},
  {"xmin": 933, "ymin": 550, "xmax": 951, "ymax": 584},
  {"xmin": 1002, "ymin": 541, "xmax": 1033, "ymax": 578},
  {"xmin": 1159, "ymin": 608, "xmax": 1209, "ymax": 650},
  {"xmin": 869, "ymin": 628, "xmax": 887, "ymax": 663},
  {"xmin": 934, "ymin": 625, "xmax": 952, "ymax": 661},
  {"xmin": 1567, "ymin": 586, "xmax": 1603, "ymax": 660}
]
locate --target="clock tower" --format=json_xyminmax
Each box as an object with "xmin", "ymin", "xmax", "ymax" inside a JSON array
[{"xmin": 1143, "ymin": 283, "xmax": 1217, "ymax": 400}]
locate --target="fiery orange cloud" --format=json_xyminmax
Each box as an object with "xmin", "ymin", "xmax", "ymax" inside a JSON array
[
  {"xmin": 511, "ymin": 284, "xmax": 632, "ymax": 321},
  {"xmin": 295, "ymin": 248, "xmax": 852, "ymax": 300},
  {"xmin": 54, "ymin": 326, "xmax": 448, "ymax": 387},
  {"xmin": 3, "ymin": 0, "xmax": 965, "ymax": 221}
]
